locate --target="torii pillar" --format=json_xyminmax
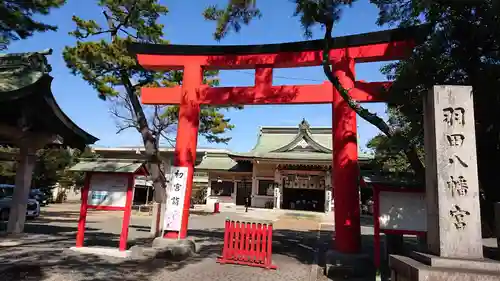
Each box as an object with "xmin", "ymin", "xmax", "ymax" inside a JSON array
[
  {"xmin": 128, "ymin": 25, "xmax": 422, "ymax": 253},
  {"xmin": 332, "ymin": 57, "xmax": 361, "ymax": 253}
]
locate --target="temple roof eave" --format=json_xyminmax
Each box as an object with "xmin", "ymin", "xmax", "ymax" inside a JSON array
[
  {"xmin": 40, "ymin": 75, "xmax": 99, "ymax": 146},
  {"xmin": 228, "ymin": 152, "xmax": 373, "ymax": 163},
  {"xmin": 0, "ymin": 69, "xmax": 98, "ymax": 149}
]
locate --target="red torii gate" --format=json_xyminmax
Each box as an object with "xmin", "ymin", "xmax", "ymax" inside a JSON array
[{"xmin": 129, "ymin": 26, "xmax": 424, "ymax": 254}]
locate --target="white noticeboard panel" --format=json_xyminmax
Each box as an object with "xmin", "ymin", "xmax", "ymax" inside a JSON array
[
  {"xmin": 88, "ymin": 174, "xmax": 129, "ymax": 208},
  {"xmin": 164, "ymin": 166, "xmax": 188, "ymax": 232},
  {"xmin": 378, "ymin": 191, "xmax": 427, "ymax": 232}
]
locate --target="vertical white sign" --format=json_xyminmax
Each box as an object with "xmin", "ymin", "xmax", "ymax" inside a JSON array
[
  {"xmin": 163, "ymin": 166, "xmax": 188, "ymax": 231},
  {"xmin": 274, "ymin": 187, "xmax": 280, "ymax": 209},
  {"xmin": 325, "ymin": 190, "xmax": 332, "ymax": 212}
]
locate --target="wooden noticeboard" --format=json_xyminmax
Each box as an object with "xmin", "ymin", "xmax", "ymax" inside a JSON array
[{"xmin": 378, "ymin": 191, "xmax": 427, "ymax": 232}]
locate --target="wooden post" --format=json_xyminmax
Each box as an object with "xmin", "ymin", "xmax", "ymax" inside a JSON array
[
  {"xmin": 6, "ymin": 141, "xmax": 38, "ymax": 234},
  {"xmin": 119, "ymin": 174, "xmax": 134, "ymax": 251}
]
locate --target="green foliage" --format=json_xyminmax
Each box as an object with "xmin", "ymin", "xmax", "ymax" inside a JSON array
[
  {"xmin": 0, "ymin": 146, "xmax": 99, "ymax": 190},
  {"xmin": 0, "ymin": 147, "xmax": 17, "ymax": 183},
  {"xmin": 203, "ymin": 0, "xmax": 261, "ymax": 40},
  {"xmin": 64, "ymin": 0, "xmax": 236, "ymax": 144},
  {"xmin": 367, "ymin": 1, "xmax": 500, "ymax": 229},
  {"xmin": 366, "ymin": 134, "xmax": 424, "ymax": 173},
  {"xmin": 58, "ymin": 147, "xmax": 100, "ymax": 188},
  {"xmin": 368, "ymin": 1, "xmax": 500, "ymax": 176},
  {"xmin": 0, "ymin": 0, "xmax": 66, "ymax": 50},
  {"xmin": 203, "ymin": 0, "xmax": 355, "ymax": 40},
  {"xmin": 32, "ymin": 148, "xmax": 73, "ymax": 188},
  {"xmin": 291, "ymin": 0, "xmax": 355, "ymax": 38}
]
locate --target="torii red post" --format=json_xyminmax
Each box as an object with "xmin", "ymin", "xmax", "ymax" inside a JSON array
[{"xmin": 129, "ymin": 26, "xmax": 423, "ymax": 253}]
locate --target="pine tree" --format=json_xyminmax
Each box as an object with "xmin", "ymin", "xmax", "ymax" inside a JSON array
[{"xmin": 63, "ymin": 0, "xmax": 238, "ymax": 234}]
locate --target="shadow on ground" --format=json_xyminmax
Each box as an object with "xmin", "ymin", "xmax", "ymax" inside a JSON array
[
  {"xmin": 5, "ymin": 214, "xmax": 495, "ymax": 281},
  {"xmin": 0, "ymin": 221, "xmax": 324, "ymax": 281}
]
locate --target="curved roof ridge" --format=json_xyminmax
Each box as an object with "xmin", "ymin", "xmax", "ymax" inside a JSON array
[
  {"xmin": 271, "ymin": 119, "xmax": 331, "ymax": 153},
  {"xmin": 41, "ymin": 75, "xmax": 98, "ymax": 145},
  {"xmin": 248, "ymin": 125, "xmax": 265, "ymax": 152}
]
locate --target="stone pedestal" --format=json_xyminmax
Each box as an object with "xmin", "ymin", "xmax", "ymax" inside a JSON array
[
  {"xmin": 391, "ymin": 253, "xmax": 500, "ymax": 281},
  {"xmin": 130, "ymin": 237, "xmax": 196, "ymax": 261},
  {"xmin": 70, "ymin": 246, "xmax": 132, "ymax": 258},
  {"xmin": 325, "ymin": 249, "xmax": 374, "ymax": 279},
  {"xmin": 390, "ymin": 86, "xmax": 500, "ymax": 280}
]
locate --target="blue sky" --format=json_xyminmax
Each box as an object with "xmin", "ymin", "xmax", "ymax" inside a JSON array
[{"xmin": 7, "ymin": 0, "xmax": 392, "ymax": 153}]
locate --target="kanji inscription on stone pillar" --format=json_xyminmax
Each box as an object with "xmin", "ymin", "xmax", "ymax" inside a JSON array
[{"xmin": 424, "ymin": 85, "xmax": 482, "ymax": 259}]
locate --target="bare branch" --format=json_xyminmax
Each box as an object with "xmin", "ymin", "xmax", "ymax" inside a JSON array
[
  {"xmin": 78, "ymin": 29, "xmax": 114, "ymax": 39},
  {"xmin": 132, "ymin": 78, "xmax": 154, "ymax": 89},
  {"xmin": 108, "ymin": 90, "xmax": 140, "ymax": 133},
  {"xmin": 108, "ymin": 90, "xmax": 176, "ymax": 145},
  {"xmin": 120, "ymin": 28, "xmax": 139, "ymax": 40},
  {"xmin": 159, "ymin": 131, "xmax": 176, "ymax": 147}
]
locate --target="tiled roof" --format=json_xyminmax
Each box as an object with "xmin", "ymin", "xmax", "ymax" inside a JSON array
[
  {"xmin": 70, "ymin": 158, "xmax": 148, "ymax": 174},
  {"xmin": 195, "ymin": 151, "xmax": 251, "ymax": 172},
  {"xmin": 196, "ymin": 120, "xmax": 374, "ymax": 171}
]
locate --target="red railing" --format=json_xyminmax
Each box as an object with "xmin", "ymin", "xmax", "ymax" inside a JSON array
[{"xmin": 217, "ymin": 219, "xmax": 277, "ymax": 269}]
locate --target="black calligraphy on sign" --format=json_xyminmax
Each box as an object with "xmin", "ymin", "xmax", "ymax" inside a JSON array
[
  {"xmin": 446, "ymin": 176, "xmax": 468, "ymax": 197},
  {"xmin": 448, "ymin": 154, "xmax": 469, "ymax": 167},
  {"xmin": 173, "ymin": 183, "xmax": 181, "ymax": 192},
  {"xmin": 446, "ymin": 134, "xmax": 465, "ymax": 147},
  {"xmin": 174, "ymin": 169, "xmax": 184, "ymax": 179},
  {"xmin": 443, "ymin": 107, "xmax": 466, "ymax": 127},
  {"xmin": 171, "ymin": 196, "xmax": 180, "ymax": 206},
  {"xmin": 449, "ymin": 205, "xmax": 470, "ymax": 230}
]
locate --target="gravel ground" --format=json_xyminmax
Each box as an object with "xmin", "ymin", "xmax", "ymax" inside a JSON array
[{"xmin": 0, "ymin": 204, "xmax": 323, "ymax": 281}]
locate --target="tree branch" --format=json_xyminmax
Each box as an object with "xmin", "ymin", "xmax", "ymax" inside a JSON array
[{"xmin": 321, "ymin": 21, "xmax": 425, "ymax": 179}]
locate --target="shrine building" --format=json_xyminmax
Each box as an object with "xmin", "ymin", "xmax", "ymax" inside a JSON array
[{"xmin": 196, "ymin": 119, "xmax": 374, "ymax": 213}]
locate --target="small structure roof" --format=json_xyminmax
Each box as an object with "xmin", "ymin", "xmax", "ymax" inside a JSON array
[
  {"xmin": 196, "ymin": 151, "xmax": 251, "ymax": 172},
  {"xmin": 69, "ymin": 158, "xmax": 148, "ymax": 175},
  {"xmin": 0, "ymin": 49, "xmax": 98, "ymax": 149}
]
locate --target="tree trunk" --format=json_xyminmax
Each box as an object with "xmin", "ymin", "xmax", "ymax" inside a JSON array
[
  {"xmin": 120, "ymin": 71, "xmax": 165, "ymax": 236},
  {"xmin": 105, "ymin": 12, "xmax": 166, "ymax": 235}
]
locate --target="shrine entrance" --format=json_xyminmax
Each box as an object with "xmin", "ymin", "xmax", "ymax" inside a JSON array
[
  {"xmin": 283, "ymin": 188, "xmax": 325, "ymax": 212},
  {"xmin": 128, "ymin": 25, "xmax": 425, "ymax": 254},
  {"xmin": 282, "ymin": 173, "xmax": 326, "ymax": 212},
  {"xmin": 236, "ymin": 180, "xmax": 251, "ymax": 206}
]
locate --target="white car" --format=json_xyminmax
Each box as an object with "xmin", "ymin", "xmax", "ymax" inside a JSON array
[{"xmin": 0, "ymin": 184, "xmax": 41, "ymax": 221}]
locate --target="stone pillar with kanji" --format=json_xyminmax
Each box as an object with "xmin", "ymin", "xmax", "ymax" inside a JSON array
[{"xmin": 390, "ymin": 86, "xmax": 500, "ymax": 281}]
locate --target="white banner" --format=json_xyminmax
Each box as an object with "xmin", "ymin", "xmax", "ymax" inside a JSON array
[
  {"xmin": 163, "ymin": 166, "xmax": 188, "ymax": 231},
  {"xmin": 88, "ymin": 174, "xmax": 129, "ymax": 208}
]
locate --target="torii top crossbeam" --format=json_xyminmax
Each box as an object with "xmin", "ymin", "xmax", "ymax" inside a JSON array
[{"xmin": 128, "ymin": 25, "xmax": 427, "ymax": 106}]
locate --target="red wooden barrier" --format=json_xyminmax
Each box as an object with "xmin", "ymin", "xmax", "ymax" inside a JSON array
[{"xmin": 217, "ymin": 219, "xmax": 277, "ymax": 269}]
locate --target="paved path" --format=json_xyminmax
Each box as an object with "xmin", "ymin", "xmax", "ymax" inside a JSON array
[{"xmin": 0, "ymin": 203, "xmax": 323, "ymax": 281}]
